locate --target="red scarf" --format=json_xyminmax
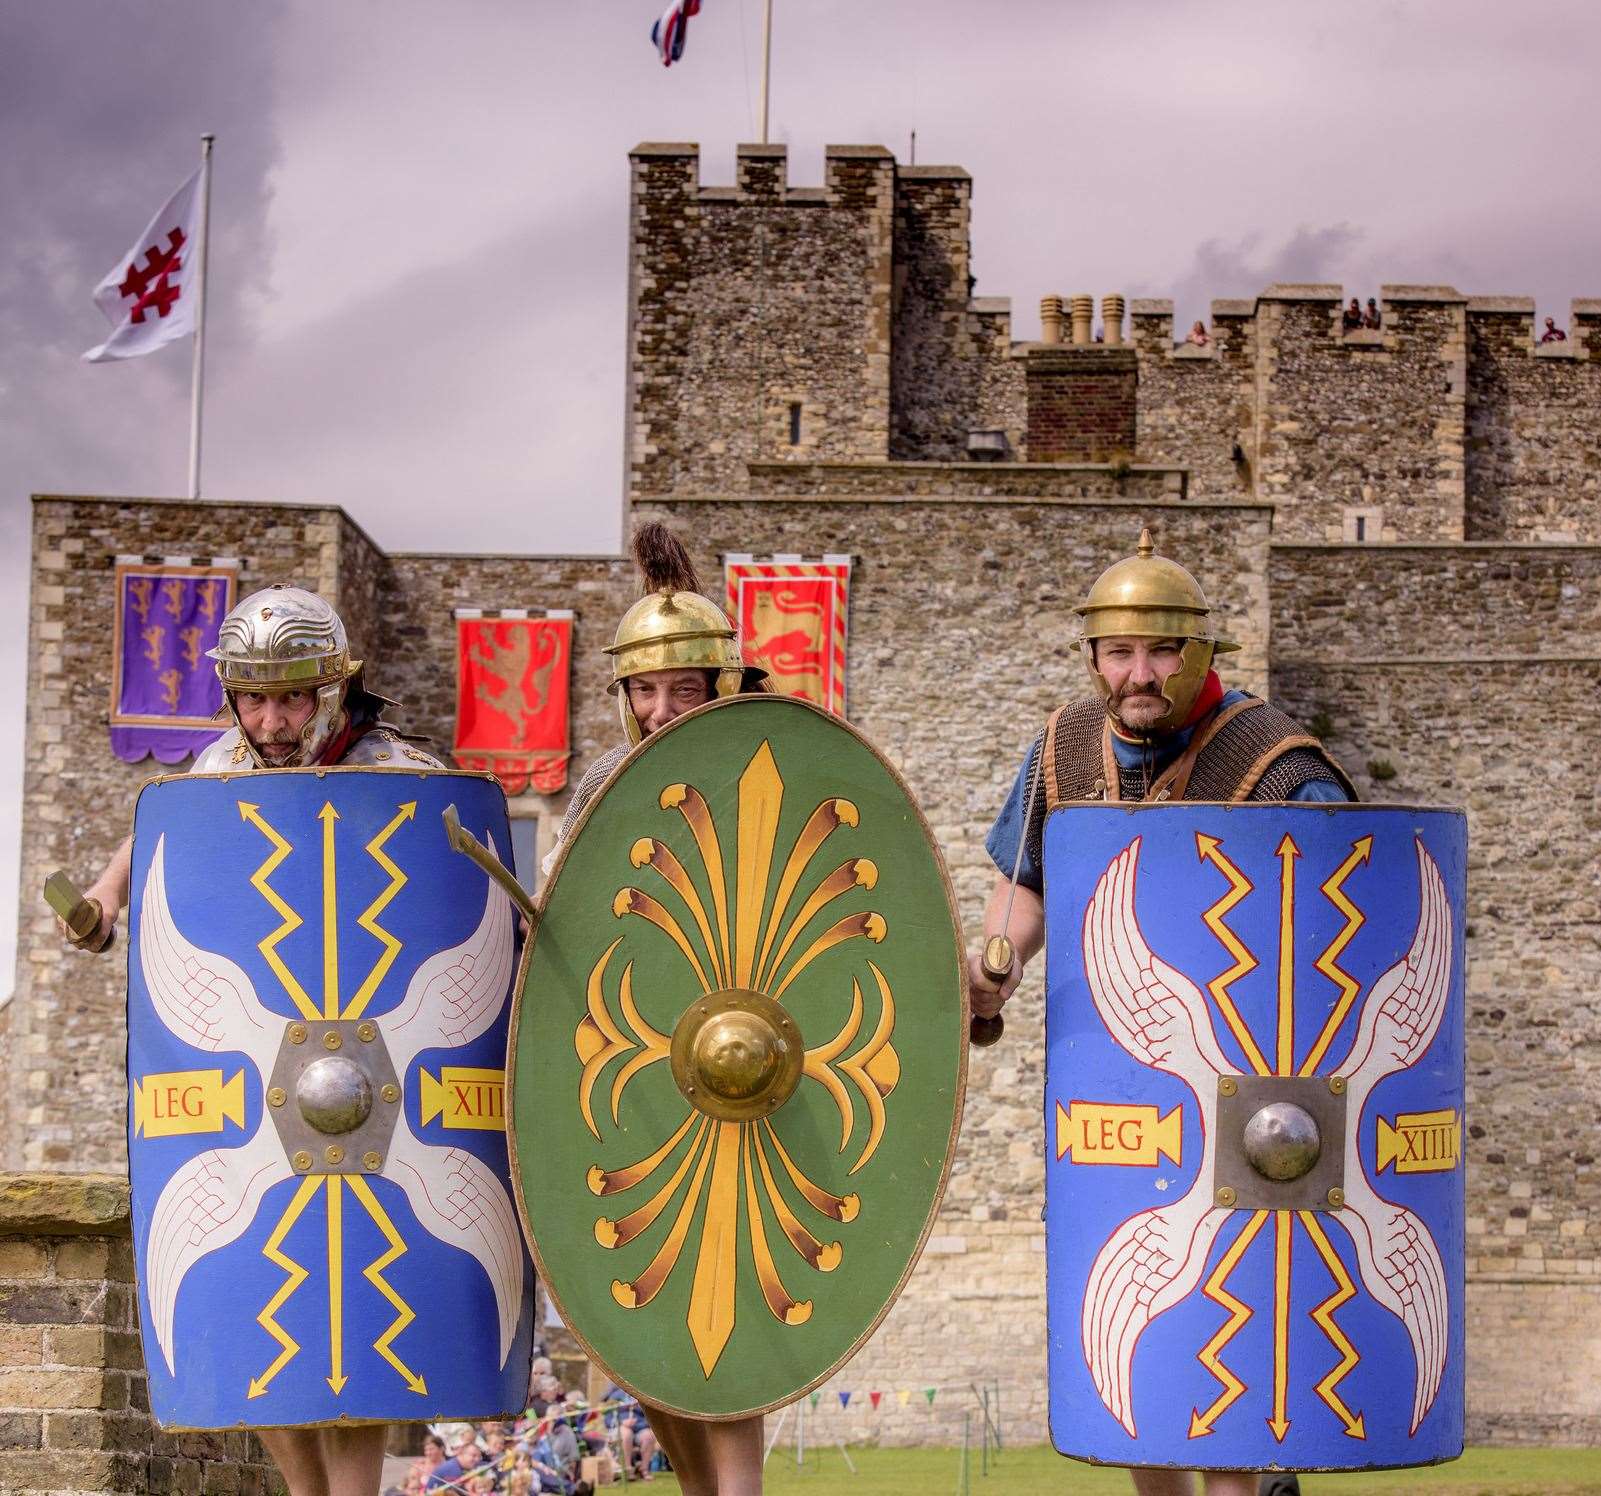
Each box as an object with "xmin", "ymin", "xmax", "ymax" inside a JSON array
[{"xmin": 1182, "ymin": 670, "xmax": 1225, "ymax": 730}]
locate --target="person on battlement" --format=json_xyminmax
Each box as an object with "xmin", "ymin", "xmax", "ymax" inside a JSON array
[
  {"xmin": 967, "ymin": 528, "xmax": 1351, "ymax": 1496},
  {"xmin": 58, "ymin": 582, "xmax": 440, "ymax": 1496}
]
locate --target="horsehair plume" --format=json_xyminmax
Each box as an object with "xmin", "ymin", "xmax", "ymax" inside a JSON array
[{"xmin": 632, "ymin": 521, "xmax": 702, "ymax": 596}]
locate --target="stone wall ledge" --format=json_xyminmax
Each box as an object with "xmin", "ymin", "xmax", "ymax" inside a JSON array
[
  {"xmin": 1277, "ymin": 654, "xmax": 1601, "ymax": 667},
  {"xmin": 898, "ymin": 164, "xmax": 971, "ymax": 181},
  {"xmin": 1380, "ymin": 283, "xmax": 1467, "ymax": 303},
  {"xmin": 1259, "ymin": 282, "xmax": 1342, "ymax": 302},
  {"xmin": 32, "ymin": 492, "xmax": 381, "ymax": 554},
  {"xmin": 1468, "ymin": 295, "xmax": 1537, "ymax": 313},
  {"xmin": 1271, "ymin": 540, "xmax": 1601, "ymax": 552},
  {"xmin": 0, "ymin": 1172, "xmax": 129, "ymax": 1235},
  {"xmin": 660, "ymin": 492, "xmax": 1263, "ymax": 508}
]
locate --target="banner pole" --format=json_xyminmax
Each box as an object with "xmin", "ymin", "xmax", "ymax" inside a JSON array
[
  {"xmin": 759, "ymin": 0, "xmax": 773, "ymax": 144},
  {"xmin": 187, "ymin": 133, "xmax": 215, "ymax": 500}
]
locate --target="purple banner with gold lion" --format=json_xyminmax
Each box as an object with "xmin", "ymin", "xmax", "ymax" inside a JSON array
[{"xmin": 110, "ymin": 560, "xmax": 237, "ymax": 764}]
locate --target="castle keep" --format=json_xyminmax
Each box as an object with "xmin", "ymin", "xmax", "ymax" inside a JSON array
[{"xmin": 5, "ymin": 142, "xmax": 1598, "ymax": 1474}]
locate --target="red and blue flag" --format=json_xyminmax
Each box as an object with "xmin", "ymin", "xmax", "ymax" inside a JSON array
[{"xmin": 651, "ymin": 0, "xmax": 702, "ymax": 67}]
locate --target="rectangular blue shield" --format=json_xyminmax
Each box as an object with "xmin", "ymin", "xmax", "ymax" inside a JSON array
[
  {"xmin": 127, "ymin": 767, "xmax": 534, "ymax": 1428},
  {"xmin": 1044, "ymin": 803, "xmax": 1465, "ymax": 1471}
]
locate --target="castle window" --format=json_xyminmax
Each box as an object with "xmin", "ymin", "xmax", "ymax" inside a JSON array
[
  {"xmin": 788, "ymin": 403, "xmax": 803, "ymax": 445},
  {"xmin": 1342, "ymin": 505, "xmax": 1383, "ymax": 543}
]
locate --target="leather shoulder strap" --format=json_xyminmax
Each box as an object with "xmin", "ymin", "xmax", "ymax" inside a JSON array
[{"xmin": 1043, "ymin": 698, "xmax": 1112, "ymax": 810}]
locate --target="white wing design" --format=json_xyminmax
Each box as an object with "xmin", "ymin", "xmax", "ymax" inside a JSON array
[
  {"xmin": 139, "ymin": 835, "xmax": 279, "ymax": 1077},
  {"xmin": 1339, "ymin": 1167, "xmax": 1450, "ymax": 1432},
  {"xmin": 1078, "ymin": 835, "xmax": 1235, "ymax": 1434},
  {"xmin": 1081, "ymin": 1188, "xmax": 1227, "ymax": 1436},
  {"xmin": 142, "ymin": 1127, "xmax": 292, "ymax": 1372},
  {"xmin": 382, "ymin": 834, "xmax": 516, "ymax": 1079},
  {"xmin": 1333, "ymin": 837, "xmax": 1453, "ymax": 1097},
  {"xmin": 385, "ymin": 1115, "xmax": 525, "ymax": 1365},
  {"xmin": 1331, "ymin": 835, "xmax": 1454, "ymax": 1432}
]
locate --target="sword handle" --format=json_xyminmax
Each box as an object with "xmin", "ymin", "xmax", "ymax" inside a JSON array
[{"xmin": 970, "ymin": 935, "xmax": 1014, "ymax": 1047}]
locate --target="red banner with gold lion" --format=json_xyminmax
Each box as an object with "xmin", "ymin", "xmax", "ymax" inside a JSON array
[
  {"xmin": 452, "ymin": 611, "xmax": 572, "ymax": 794},
  {"xmin": 724, "ymin": 555, "xmax": 850, "ymax": 716}
]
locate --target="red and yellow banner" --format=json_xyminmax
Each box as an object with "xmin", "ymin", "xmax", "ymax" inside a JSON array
[
  {"xmin": 452, "ymin": 611, "xmax": 572, "ymax": 795},
  {"xmin": 724, "ymin": 555, "xmax": 850, "ymax": 716}
]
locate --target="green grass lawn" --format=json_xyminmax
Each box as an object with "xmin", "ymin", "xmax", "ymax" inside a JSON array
[{"xmin": 636, "ymin": 1445, "xmax": 1601, "ymax": 1495}]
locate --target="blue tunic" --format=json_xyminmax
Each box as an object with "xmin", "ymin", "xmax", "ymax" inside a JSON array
[{"xmin": 984, "ymin": 691, "xmax": 1348, "ymax": 893}]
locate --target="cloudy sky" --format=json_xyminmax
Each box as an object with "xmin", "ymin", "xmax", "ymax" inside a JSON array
[{"xmin": 1, "ymin": 0, "xmax": 1596, "ymax": 985}]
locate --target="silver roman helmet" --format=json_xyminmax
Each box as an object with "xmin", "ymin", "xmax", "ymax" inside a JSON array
[{"xmin": 208, "ymin": 584, "xmax": 362, "ymax": 768}]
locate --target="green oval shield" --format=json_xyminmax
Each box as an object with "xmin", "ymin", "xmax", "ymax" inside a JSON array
[{"xmin": 509, "ymin": 696, "xmax": 966, "ymax": 1417}]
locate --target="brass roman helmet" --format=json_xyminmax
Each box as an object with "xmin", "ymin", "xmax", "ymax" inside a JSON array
[
  {"xmin": 606, "ymin": 523, "xmax": 766, "ymax": 743},
  {"xmin": 1075, "ymin": 528, "xmax": 1239, "ymax": 735}
]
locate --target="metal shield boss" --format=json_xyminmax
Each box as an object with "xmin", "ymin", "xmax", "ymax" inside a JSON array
[
  {"xmin": 1044, "ymin": 803, "xmax": 1466, "ymax": 1471},
  {"xmin": 513, "ymin": 696, "xmax": 966, "ymax": 1418},
  {"xmin": 127, "ymin": 768, "xmax": 534, "ymax": 1429}
]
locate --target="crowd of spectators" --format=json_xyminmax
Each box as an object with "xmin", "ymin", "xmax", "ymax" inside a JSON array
[{"xmin": 388, "ymin": 1358, "xmax": 663, "ymax": 1496}]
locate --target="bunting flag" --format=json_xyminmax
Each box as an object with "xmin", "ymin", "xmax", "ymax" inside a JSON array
[
  {"xmin": 838, "ymin": 1391, "xmax": 852, "ymax": 1410},
  {"xmin": 109, "ymin": 557, "xmax": 236, "ymax": 763},
  {"xmin": 869, "ymin": 1391, "xmax": 883, "ymax": 1411},
  {"xmin": 724, "ymin": 554, "xmax": 850, "ymax": 715},
  {"xmin": 925, "ymin": 1388, "xmax": 937, "ymax": 1405},
  {"xmin": 809, "ymin": 1391, "xmax": 821, "ymax": 1408},
  {"xmin": 452, "ymin": 610, "xmax": 573, "ymax": 795},
  {"xmin": 897, "ymin": 1389, "xmax": 912, "ymax": 1407}
]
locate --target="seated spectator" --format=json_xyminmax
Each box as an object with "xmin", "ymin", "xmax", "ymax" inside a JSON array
[
  {"xmin": 1541, "ymin": 315, "xmax": 1567, "ymax": 343},
  {"xmin": 1363, "ymin": 297, "xmax": 1382, "ymax": 329},
  {"xmin": 1343, "ymin": 296, "xmax": 1363, "ymax": 331},
  {"xmin": 519, "ymin": 1419, "xmax": 592, "ymax": 1496},
  {"xmin": 426, "ymin": 1430, "xmax": 485, "ymax": 1491},
  {"xmin": 1185, "ymin": 319, "xmax": 1210, "ymax": 347},
  {"xmin": 602, "ymin": 1383, "xmax": 654, "ymax": 1474},
  {"xmin": 529, "ymin": 1373, "xmax": 564, "ymax": 1418}
]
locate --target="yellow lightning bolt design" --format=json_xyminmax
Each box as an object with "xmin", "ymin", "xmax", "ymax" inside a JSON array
[
  {"xmin": 1269, "ymin": 1210, "xmax": 1292, "ymax": 1441},
  {"xmin": 346, "ymin": 1175, "xmax": 427, "ymax": 1394},
  {"xmin": 1298, "ymin": 1209, "xmax": 1367, "ymax": 1438},
  {"xmin": 1194, "ymin": 834, "xmax": 1270, "ymax": 1076},
  {"xmin": 247, "ymin": 1175, "xmax": 320, "ymax": 1398},
  {"xmin": 342, "ymin": 802, "xmax": 416, "ymax": 1021},
  {"xmin": 1300, "ymin": 836, "xmax": 1373, "ymax": 1077},
  {"xmin": 1189, "ymin": 1209, "xmax": 1268, "ymax": 1437},
  {"xmin": 238, "ymin": 801, "xmax": 319, "ymax": 1022}
]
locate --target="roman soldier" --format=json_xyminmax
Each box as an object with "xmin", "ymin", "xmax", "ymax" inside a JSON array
[
  {"xmin": 969, "ymin": 528, "xmax": 1351, "ymax": 1496},
  {"xmin": 58, "ymin": 582, "xmax": 439, "ymax": 1496},
  {"xmin": 541, "ymin": 522, "xmax": 771, "ymax": 1495}
]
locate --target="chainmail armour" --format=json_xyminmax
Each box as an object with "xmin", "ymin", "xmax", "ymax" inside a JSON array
[{"xmin": 1030, "ymin": 695, "xmax": 1352, "ymax": 835}]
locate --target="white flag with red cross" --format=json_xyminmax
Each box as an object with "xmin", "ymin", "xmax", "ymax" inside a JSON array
[{"xmin": 83, "ymin": 167, "xmax": 203, "ymax": 363}]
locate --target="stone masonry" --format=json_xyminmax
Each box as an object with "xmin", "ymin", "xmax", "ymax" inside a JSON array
[
  {"xmin": 0, "ymin": 1173, "xmax": 285, "ymax": 1495},
  {"xmin": 5, "ymin": 141, "xmax": 1599, "ymax": 1461}
]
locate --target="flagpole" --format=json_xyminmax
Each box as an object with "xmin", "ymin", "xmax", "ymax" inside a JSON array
[
  {"xmin": 187, "ymin": 133, "xmax": 215, "ymax": 501},
  {"xmin": 759, "ymin": 0, "xmax": 773, "ymax": 144}
]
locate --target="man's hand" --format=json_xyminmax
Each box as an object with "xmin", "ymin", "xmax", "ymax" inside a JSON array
[
  {"xmin": 56, "ymin": 881, "xmax": 116, "ymax": 953},
  {"xmin": 966, "ymin": 948, "xmax": 1022, "ymax": 1018}
]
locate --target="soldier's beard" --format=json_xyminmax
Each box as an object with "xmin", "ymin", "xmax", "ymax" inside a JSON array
[
  {"xmin": 252, "ymin": 731, "xmax": 302, "ymax": 762},
  {"xmin": 1112, "ymin": 684, "xmax": 1170, "ymax": 733}
]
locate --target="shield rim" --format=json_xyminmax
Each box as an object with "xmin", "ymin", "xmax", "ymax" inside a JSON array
[
  {"xmin": 126, "ymin": 764, "xmax": 527, "ymax": 1430},
  {"xmin": 507, "ymin": 693, "xmax": 969, "ymax": 1420},
  {"xmin": 1041, "ymin": 799, "xmax": 1467, "ymax": 1471}
]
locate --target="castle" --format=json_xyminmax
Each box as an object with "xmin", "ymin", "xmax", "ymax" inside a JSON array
[{"xmin": 5, "ymin": 142, "xmax": 1598, "ymax": 1478}]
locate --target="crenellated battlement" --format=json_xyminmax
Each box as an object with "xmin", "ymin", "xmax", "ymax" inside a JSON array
[{"xmin": 625, "ymin": 142, "xmax": 1601, "ymax": 544}]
